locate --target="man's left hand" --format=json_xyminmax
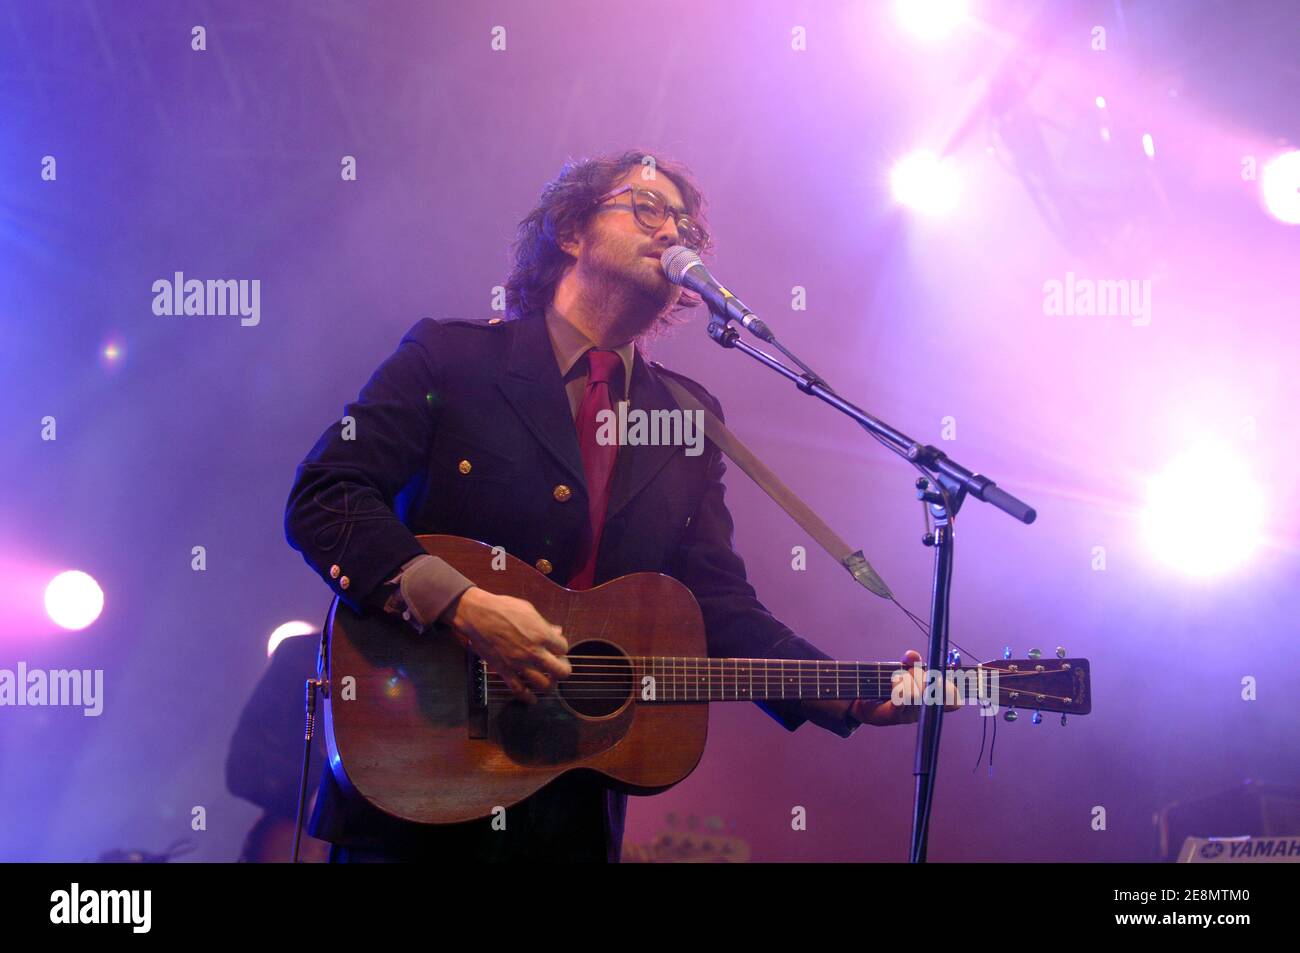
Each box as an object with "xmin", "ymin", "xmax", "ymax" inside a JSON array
[{"xmin": 851, "ymin": 649, "xmax": 962, "ymax": 727}]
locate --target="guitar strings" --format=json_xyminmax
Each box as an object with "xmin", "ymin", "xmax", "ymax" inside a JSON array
[
  {"xmin": 478, "ymin": 666, "xmax": 1074, "ymax": 704},
  {"xmin": 479, "ymin": 663, "xmax": 1057, "ymax": 680},
  {"xmin": 481, "ymin": 683, "xmax": 1072, "ymax": 703},
  {"xmin": 513, "ymin": 654, "xmax": 1060, "ymax": 675}
]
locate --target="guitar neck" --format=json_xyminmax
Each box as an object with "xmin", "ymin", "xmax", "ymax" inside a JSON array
[{"xmin": 628, "ymin": 657, "xmax": 987, "ymax": 703}]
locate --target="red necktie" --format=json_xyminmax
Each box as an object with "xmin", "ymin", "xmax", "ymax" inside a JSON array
[{"xmin": 567, "ymin": 349, "xmax": 622, "ymax": 589}]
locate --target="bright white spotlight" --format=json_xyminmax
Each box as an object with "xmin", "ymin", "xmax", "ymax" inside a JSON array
[
  {"xmin": 1142, "ymin": 133, "xmax": 1156, "ymax": 158},
  {"xmin": 267, "ymin": 620, "xmax": 318, "ymax": 657},
  {"xmin": 890, "ymin": 150, "xmax": 961, "ymax": 216},
  {"xmin": 895, "ymin": 0, "xmax": 969, "ymax": 41},
  {"xmin": 44, "ymin": 570, "xmax": 104, "ymax": 630},
  {"xmin": 1260, "ymin": 149, "xmax": 1300, "ymax": 225},
  {"xmin": 1141, "ymin": 443, "xmax": 1265, "ymax": 577}
]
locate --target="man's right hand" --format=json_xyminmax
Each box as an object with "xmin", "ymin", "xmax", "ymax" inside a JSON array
[{"xmin": 448, "ymin": 587, "xmax": 570, "ymax": 704}]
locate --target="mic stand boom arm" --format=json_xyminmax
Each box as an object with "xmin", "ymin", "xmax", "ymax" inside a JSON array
[{"xmin": 703, "ymin": 316, "xmax": 1036, "ymax": 863}]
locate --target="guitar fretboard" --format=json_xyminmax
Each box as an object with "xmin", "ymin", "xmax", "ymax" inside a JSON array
[{"xmin": 624, "ymin": 657, "xmax": 991, "ymax": 703}]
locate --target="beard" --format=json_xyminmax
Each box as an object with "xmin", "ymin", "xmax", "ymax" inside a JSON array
[{"xmin": 575, "ymin": 238, "xmax": 680, "ymax": 342}]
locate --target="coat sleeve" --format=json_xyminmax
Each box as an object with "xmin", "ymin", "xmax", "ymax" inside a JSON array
[
  {"xmin": 669, "ymin": 388, "xmax": 833, "ymax": 732},
  {"xmin": 284, "ymin": 319, "xmax": 460, "ymax": 613}
]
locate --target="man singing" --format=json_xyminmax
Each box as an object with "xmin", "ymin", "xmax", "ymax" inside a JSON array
[{"xmin": 284, "ymin": 149, "xmax": 931, "ymax": 862}]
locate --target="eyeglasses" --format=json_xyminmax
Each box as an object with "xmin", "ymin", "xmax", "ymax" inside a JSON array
[{"xmin": 592, "ymin": 185, "xmax": 709, "ymax": 251}]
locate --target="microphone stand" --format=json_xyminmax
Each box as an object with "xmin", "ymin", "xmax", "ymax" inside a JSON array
[{"xmin": 702, "ymin": 314, "xmax": 1036, "ymax": 863}]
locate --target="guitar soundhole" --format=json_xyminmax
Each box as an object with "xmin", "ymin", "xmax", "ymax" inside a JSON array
[{"xmin": 560, "ymin": 640, "xmax": 633, "ymax": 718}]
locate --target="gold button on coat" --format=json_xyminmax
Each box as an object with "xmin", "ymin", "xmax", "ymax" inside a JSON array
[
  {"xmin": 458, "ymin": 459, "xmax": 472, "ymax": 474},
  {"xmin": 534, "ymin": 558, "xmax": 553, "ymax": 575},
  {"xmin": 339, "ymin": 575, "xmax": 351, "ymax": 590},
  {"xmin": 329, "ymin": 564, "xmax": 341, "ymax": 579},
  {"xmin": 552, "ymin": 484, "xmax": 572, "ymax": 502}
]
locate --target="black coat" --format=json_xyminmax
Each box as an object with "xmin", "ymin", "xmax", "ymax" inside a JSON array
[{"xmin": 283, "ymin": 311, "xmax": 834, "ymax": 860}]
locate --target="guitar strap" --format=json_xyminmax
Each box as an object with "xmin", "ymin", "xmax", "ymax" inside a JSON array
[{"xmin": 656, "ymin": 370, "xmax": 894, "ymax": 600}]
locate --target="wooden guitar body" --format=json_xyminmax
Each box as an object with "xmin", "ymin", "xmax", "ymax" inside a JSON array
[{"xmin": 323, "ymin": 535, "xmax": 709, "ymax": 825}]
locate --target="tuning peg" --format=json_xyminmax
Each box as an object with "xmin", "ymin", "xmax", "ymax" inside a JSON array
[
  {"xmin": 1032, "ymin": 711, "xmax": 1043, "ymax": 725},
  {"xmin": 1056, "ymin": 647, "xmax": 1066, "ymax": 658},
  {"xmin": 1028, "ymin": 648, "xmax": 1042, "ymax": 659},
  {"xmin": 1060, "ymin": 714, "xmax": 1068, "ymax": 727},
  {"xmin": 1004, "ymin": 708, "xmax": 1018, "ymax": 722},
  {"xmin": 1003, "ymin": 646, "xmax": 1012, "ymax": 660}
]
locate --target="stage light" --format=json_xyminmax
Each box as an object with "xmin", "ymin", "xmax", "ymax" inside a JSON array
[
  {"xmin": 267, "ymin": 620, "xmax": 318, "ymax": 657},
  {"xmin": 890, "ymin": 149, "xmax": 961, "ymax": 216},
  {"xmin": 1142, "ymin": 133, "xmax": 1156, "ymax": 158},
  {"xmin": 1094, "ymin": 96, "xmax": 1107, "ymax": 109},
  {"xmin": 895, "ymin": 0, "xmax": 969, "ymax": 41},
  {"xmin": 1141, "ymin": 443, "xmax": 1265, "ymax": 577},
  {"xmin": 1260, "ymin": 149, "xmax": 1300, "ymax": 225},
  {"xmin": 100, "ymin": 338, "xmax": 125, "ymax": 370},
  {"xmin": 44, "ymin": 571, "xmax": 104, "ymax": 630}
]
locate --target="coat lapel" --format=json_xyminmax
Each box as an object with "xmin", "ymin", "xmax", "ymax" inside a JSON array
[
  {"xmin": 495, "ymin": 313, "xmax": 587, "ymax": 488},
  {"xmin": 495, "ymin": 313, "xmax": 683, "ymax": 529},
  {"xmin": 604, "ymin": 350, "xmax": 683, "ymax": 523}
]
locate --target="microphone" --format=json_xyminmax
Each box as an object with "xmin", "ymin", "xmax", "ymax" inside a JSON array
[{"xmin": 660, "ymin": 245, "xmax": 775, "ymax": 342}]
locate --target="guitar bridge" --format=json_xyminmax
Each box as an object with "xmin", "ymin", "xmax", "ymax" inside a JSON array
[{"xmin": 467, "ymin": 653, "xmax": 488, "ymax": 738}]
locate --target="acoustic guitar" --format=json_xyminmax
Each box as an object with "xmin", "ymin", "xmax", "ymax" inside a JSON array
[{"xmin": 320, "ymin": 535, "xmax": 1090, "ymax": 825}]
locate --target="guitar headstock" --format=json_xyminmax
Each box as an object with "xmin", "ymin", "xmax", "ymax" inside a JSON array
[{"xmin": 969, "ymin": 652, "xmax": 1091, "ymax": 719}]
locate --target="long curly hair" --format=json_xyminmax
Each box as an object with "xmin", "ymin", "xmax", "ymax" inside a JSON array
[{"xmin": 504, "ymin": 150, "xmax": 712, "ymax": 330}]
